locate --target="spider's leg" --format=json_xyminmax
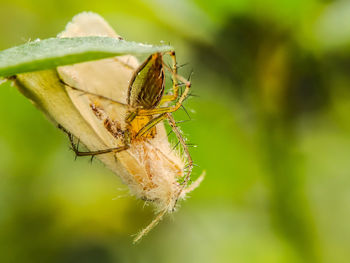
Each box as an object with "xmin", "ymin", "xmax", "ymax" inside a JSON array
[
  {"xmin": 166, "ymin": 113, "xmax": 193, "ymax": 189},
  {"xmin": 160, "ymin": 51, "xmax": 179, "ymax": 104},
  {"xmin": 166, "ymin": 114, "xmax": 205, "ymax": 197},
  {"xmin": 134, "ymin": 113, "xmax": 168, "ymax": 139},
  {"xmin": 60, "ymin": 80, "xmax": 128, "ymax": 107},
  {"xmin": 58, "ymin": 124, "xmax": 129, "ymax": 157}
]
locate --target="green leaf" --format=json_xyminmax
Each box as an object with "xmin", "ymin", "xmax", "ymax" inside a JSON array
[{"xmin": 0, "ymin": 36, "xmax": 173, "ymax": 77}]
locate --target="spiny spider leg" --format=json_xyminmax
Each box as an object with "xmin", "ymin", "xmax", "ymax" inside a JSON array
[
  {"xmin": 135, "ymin": 113, "xmax": 167, "ymax": 138},
  {"xmin": 71, "ymin": 144, "xmax": 129, "ymax": 157},
  {"xmin": 160, "ymin": 51, "xmax": 179, "ymax": 104},
  {"xmin": 166, "ymin": 113, "xmax": 193, "ymax": 189},
  {"xmin": 58, "ymin": 124, "xmax": 129, "ymax": 157},
  {"xmin": 166, "ymin": 113, "xmax": 205, "ymax": 200},
  {"xmin": 60, "ymin": 80, "xmax": 128, "ymax": 107}
]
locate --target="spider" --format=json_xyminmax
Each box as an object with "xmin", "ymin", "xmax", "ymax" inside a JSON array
[
  {"xmin": 60, "ymin": 50, "xmax": 192, "ymax": 179},
  {"xmin": 58, "ymin": 50, "xmax": 200, "ymax": 242}
]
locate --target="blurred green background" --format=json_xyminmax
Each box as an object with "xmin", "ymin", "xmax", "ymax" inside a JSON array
[{"xmin": 1, "ymin": 0, "xmax": 350, "ymax": 262}]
